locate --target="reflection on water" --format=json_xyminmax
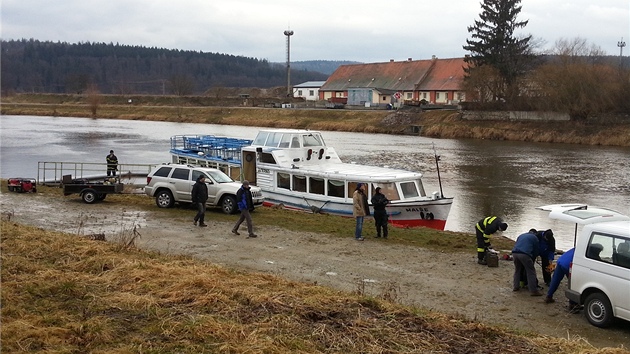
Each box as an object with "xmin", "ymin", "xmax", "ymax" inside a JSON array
[{"xmin": 2, "ymin": 115, "xmax": 629, "ymax": 251}]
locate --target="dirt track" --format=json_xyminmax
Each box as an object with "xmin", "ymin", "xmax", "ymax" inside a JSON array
[{"xmin": 2, "ymin": 191, "xmax": 629, "ymax": 350}]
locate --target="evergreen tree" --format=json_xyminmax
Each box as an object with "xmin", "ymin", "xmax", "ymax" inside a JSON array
[{"xmin": 463, "ymin": 0, "xmax": 532, "ymax": 103}]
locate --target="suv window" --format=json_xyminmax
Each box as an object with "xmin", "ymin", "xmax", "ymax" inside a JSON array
[
  {"xmin": 191, "ymin": 170, "xmax": 209, "ymax": 182},
  {"xmin": 171, "ymin": 168, "xmax": 190, "ymax": 180},
  {"xmin": 153, "ymin": 166, "xmax": 172, "ymax": 177}
]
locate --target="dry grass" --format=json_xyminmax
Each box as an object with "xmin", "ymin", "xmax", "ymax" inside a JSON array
[{"xmin": 3, "ymin": 221, "xmax": 626, "ymax": 353}]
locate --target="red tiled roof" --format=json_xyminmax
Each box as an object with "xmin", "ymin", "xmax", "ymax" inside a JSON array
[
  {"xmin": 321, "ymin": 57, "xmax": 467, "ymax": 92},
  {"xmin": 416, "ymin": 58, "xmax": 466, "ymax": 91}
]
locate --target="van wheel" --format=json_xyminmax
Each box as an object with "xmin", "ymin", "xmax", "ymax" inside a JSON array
[
  {"xmin": 584, "ymin": 292, "xmax": 613, "ymax": 328},
  {"xmin": 155, "ymin": 190, "xmax": 175, "ymax": 208},
  {"xmin": 221, "ymin": 195, "xmax": 237, "ymax": 214}
]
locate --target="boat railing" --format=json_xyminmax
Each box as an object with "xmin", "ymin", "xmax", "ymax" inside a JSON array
[
  {"xmin": 37, "ymin": 161, "xmax": 156, "ymax": 186},
  {"xmin": 170, "ymin": 135, "xmax": 252, "ymax": 162}
]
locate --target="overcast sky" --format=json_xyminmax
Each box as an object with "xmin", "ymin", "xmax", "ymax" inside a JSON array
[{"xmin": 2, "ymin": 0, "xmax": 628, "ymax": 63}]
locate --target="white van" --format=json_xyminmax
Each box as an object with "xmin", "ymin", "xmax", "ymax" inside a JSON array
[{"xmin": 538, "ymin": 204, "xmax": 630, "ymax": 328}]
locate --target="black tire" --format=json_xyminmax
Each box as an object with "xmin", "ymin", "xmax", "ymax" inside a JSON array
[
  {"xmin": 82, "ymin": 189, "xmax": 98, "ymax": 204},
  {"xmin": 584, "ymin": 292, "xmax": 614, "ymax": 328},
  {"xmin": 221, "ymin": 195, "xmax": 237, "ymax": 214},
  {"xmin": 155, "ymin": 189, "xmax": 175, "ymax": 208},
  {"xmin": 97, "ymin": 194, "xmax": 107, "ymax": 201},
  {"xmin": 8, "ymin": 186, "xmax": 15, "ymax": 192}
]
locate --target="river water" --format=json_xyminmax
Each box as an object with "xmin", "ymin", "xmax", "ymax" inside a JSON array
[{"xmin": 1, "ymin": 115, "xmax": 628, "ymax": 251}]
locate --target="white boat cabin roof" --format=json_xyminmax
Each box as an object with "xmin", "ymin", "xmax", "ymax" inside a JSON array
[{"xmin": 247, "ymin": 129, "xmax": 423, "ymax": 183}]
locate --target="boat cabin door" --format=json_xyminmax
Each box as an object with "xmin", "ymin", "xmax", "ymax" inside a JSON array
[{"xmin": 242, "ymin": 150, "xmax": 257, "ymax": 185}]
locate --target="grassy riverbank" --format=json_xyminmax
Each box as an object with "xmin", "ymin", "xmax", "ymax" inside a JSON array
[
  {"xmin": 2, "ymin": 93, "xmax": 630, "ymax": 146},
  {"xmin": 3, "ymin": 218, "xmax": 625, "ymax": 354}
]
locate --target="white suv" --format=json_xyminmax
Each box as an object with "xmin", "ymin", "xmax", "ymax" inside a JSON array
[
  {"xmin": 144, "ymin": 164, "xmax": 264, "ymax": 214},
  {"xmin": 539, "ymin": 204, "xmax": 630, "ymax": 328}
]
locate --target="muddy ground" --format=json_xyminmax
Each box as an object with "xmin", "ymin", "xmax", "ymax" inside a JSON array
[{"xmin": 1, "ymin": 191, "xmax": 629, "ymax": 350}]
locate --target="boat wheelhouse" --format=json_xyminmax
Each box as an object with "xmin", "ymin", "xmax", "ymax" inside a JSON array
[{"xmin": 239, "ymin": 129, "xmax": 453, "ymax": 230}]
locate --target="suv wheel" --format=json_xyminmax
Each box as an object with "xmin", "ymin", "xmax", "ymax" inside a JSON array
[
  {"xmin": 155, "ymin": 190, "xmax": 175, "ymax": 208},
  {"xmin": 221, "ymin": 195, "xmax": 237, "ymax": 214},
  {"xmin": 584, "ymin": 292, "xmax": 613, "ymax": 328}
]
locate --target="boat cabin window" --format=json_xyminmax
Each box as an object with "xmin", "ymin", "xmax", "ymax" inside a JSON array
[
  {"xmin": 265, "ymin": 132, "xmax": 283, "ymax": 147},
  {"xmin": 348, "ymin": 182, "xmax": 369, "ymax": 197},
  {"xmin": 400, "ymin": 181, "xmax": 420, "ymax": 198},
  {"xmin": 327, "ymin": 179, "xmax": 345, "ymax": 198},
  {"xmin": 293, "ymin": 175, "xmax": 306, "ymax": 192},
  {"xmin": 291, "ymin": 136, "xmax": 300, "ymax": 148},
  {"xmin": 278, "ymin": 134, "xmax": 292, "ymax": 148},
  {"xmin": 259, "ymin": 152, "xmax": 276, "ymax": 164},
  {"xmin": 253, "ymin": 132, "xmax": 269, "ymax": 146},
  {"xmin": 277, "ymin": 172, "xmax": 290, "ymax": 189},
  {"xmin": 302, "ymin": 133, "xmax": 323, "ymax": 147},
  {"xmin": 373, "ymin": 182, "xmax": 400, "ymax": 201},
  {"xmin": 309, "ymin": 177, "xmax": 325, "ymax": 195}
]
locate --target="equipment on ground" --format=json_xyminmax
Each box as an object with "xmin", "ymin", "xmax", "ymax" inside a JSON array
[{"xmin": 7, "ymin": 178, "xmax": 37, "ymax": 193}]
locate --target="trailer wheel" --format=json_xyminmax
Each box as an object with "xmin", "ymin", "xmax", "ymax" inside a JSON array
[
  {"xmin": 82, "ymin": 189, "xmax": 98, "ymax": 204},
  {"xmin": 155, "ymin": 190, "xmax": 175, "ymax": 208}
]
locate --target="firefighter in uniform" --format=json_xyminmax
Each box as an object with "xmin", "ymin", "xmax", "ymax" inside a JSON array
[
  {"xmin": 475, "ymin": 216, "xmax": 508, "ymax": 265},
  {"xmin": 106, "ymin": 150, "xmax": 118, "ymax": 177}
]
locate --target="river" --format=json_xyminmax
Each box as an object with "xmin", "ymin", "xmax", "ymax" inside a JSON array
[{"xmin": 1, "ymin": 115, "xmax": 629, "ymax": 251}]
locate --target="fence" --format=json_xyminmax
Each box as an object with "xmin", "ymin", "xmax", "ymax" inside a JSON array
[{"xmin": 37, "ymin": 162, "xmax": 155, "ymax": 186}]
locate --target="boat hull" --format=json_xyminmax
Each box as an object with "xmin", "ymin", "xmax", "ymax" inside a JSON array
[{"xmin": 261, "ymin": 191, "xmax": 452, "ymax": 230}]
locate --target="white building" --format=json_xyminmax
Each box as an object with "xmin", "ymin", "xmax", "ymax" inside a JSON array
[{"xmin": 293, "ymin": 81, "xmax": 326, "ymax": 101}]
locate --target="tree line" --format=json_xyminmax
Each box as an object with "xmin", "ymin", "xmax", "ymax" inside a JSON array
[
  {"xmin": 0, "ymin": 39, "xmax": 328, "ymax": 95},
  {"xmin": 463, "ymin": 0, "xmax": 630, "ymax": 120}
]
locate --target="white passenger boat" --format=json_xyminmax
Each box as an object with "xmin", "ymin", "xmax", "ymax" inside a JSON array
[{"xmin": 169, "ymin": 129, "xmax": 453, "ymax": 230}]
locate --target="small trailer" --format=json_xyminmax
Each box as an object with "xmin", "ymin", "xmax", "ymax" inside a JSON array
[
  {"xmin": 7, "ymin": 177, "xmax": 37, "ymax": 193},
  {"xmin": 62, "ymin": 175, "xmax": 124, "ymax": 204}
]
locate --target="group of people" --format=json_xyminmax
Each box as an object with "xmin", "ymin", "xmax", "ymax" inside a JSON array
[
  {"xmin": 191, "ymin": 175, "xmax": 258, "ymax": 238},
  {"xmin": 352, "ymin": 183, "xmax": 390, "ymax": 241},
  {"xmin": 475, "ymin": 215, "xmax": 578, "ymax": 311}
]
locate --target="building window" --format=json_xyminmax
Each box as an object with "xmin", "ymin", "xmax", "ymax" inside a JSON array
[
  {"xmin": 406, "ymin": 92, "xmax": 412, "ymax": 99},
  {"xmin": 309, "ymin": 90, "xmax": 314, "ymax": 96},
  {"xmin": 436, "ymin": 92, "xmax": 440, "ymax": 99},
  {"xmin": 298, "ymin": 90, "xmax": 303, "ymax": 96},
  {"xmin": 457, "ymin": 92, "xmax": 464, "ymax": 100},
  {"xmin": 423, "ymin": 92, "xmax": 427, "ymax": 98}
]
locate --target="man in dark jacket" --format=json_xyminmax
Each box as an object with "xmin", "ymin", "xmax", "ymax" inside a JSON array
[
  {"xmin": 191, "ymin": 175, "xmax": 208, "ymax": 227},
  {"xmin": 232, "ymin": 180, "xmax": 257, "ymax": 238},
  {"xmin": 475, "ymin": 216, "xmax": 508, "ymax": 265},
  {"xmin": 371, "ymin": 187, "xmax": 389, "ymax": 238},
  {"xmin": 512, "ymin": 229, "xmax": 543, "ymax": 296}
]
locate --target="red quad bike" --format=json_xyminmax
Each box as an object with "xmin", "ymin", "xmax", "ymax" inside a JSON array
[{"xmin": 7, "ymin": 178, "xmax": 37, "ymax": 193}]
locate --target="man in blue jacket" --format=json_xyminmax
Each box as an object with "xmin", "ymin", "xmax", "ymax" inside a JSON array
[
  {"xmin": 512, "ymin": 229, "xmax": 543, "ymax": 296},
  {"xmin": 544, "ymin": 248, "xmax": 579, "ymax": 312},
  {"xmin": 232, "ymin": 180, "xmax": 257, "ymax": 238}
]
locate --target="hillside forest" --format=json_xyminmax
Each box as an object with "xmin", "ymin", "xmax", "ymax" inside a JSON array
[{"xmin": 0, "ymin": 39, "xmax": 336, "ymax": 95}]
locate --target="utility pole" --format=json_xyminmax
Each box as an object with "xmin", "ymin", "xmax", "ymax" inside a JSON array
[
  {"xmin": 618, "ymin": 37, "xmax": 626, "ymax": 68},
  {"xmin": 284, "ymin": 29, "xmax": 294, "ymax": 97}
]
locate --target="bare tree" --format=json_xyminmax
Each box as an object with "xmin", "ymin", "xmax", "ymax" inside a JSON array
[
  {"xmin": 86, "ymin": 84, "xmax": 101, "ymax": 117},
  {"xmin": 529, "ymin": 38, "xmax": 619, "ymax": 120}
]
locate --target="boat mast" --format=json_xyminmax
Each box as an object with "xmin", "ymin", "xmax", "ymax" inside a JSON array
[{"xmin": 433, "ymin": 143, "xmax": 444, "ymax": 198}]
